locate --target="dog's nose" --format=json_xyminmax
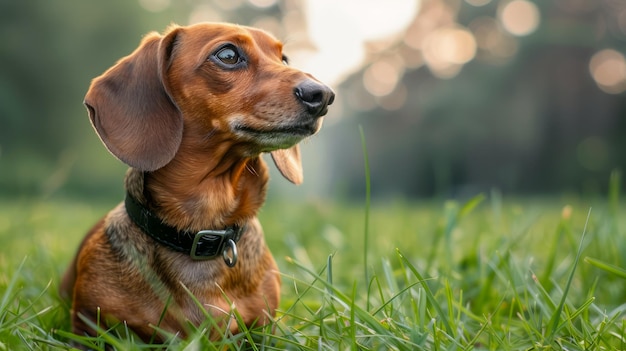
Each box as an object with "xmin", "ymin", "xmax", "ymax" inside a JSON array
[{"xmin": 294, "ymin": 80, "xmax": 335, "ymax": 117}]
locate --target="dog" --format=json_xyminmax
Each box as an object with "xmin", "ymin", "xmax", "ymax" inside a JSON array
[{"xmin": 60, "ymin": 22, "xmax": 334, "ymax": 344}]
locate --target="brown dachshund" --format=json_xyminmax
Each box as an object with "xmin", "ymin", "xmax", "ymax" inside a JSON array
[{"xmin": 60, "ymin": 22, "xmax": 334, "ymax": 344}]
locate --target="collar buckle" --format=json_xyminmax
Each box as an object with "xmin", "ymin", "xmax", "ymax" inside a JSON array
[
  {"xmin": 190, "ymin": 227, "xmax": 241, "ymax": 266},
  {"xmin": 190, "ymin": 229, "xmax": 228, "ymax": 260}
]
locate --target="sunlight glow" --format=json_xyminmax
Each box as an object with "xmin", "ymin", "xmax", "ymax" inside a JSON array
[{"xmin": 300, "ymin": 0, "xmax": 420, "ymax": 86}]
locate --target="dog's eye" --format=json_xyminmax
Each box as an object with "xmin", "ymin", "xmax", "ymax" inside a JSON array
[
  {"xmin": 216, "ymin": 46, "xmax": 240, "ymax": 65},
  {"xmin": 282, "ymin": 55, "xmax": 289, "ymax": 65}
]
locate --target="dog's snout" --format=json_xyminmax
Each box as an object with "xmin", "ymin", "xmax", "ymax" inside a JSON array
[{"xmin": 294, "ymin": 80, "xmax": 335, "ymax": 117}]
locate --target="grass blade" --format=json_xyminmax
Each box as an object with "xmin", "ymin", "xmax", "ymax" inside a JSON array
[
  {"xmin": 0, "ymin": 258, "xmax": 27, "ymax": 323},
  {"xmin": 584, "ymin": 257, "xmax": 626, "ymax": 279},
  {"xmin": 546, "ymin": 207, "xmax": 592, "ymax": 340},
  {"xmin": 359, "ymin": 125, "xmax": 371, "ymax": 287},
  {"xmin": 396, "ymin": 249, "xmax": 453, "ymax": 335}
]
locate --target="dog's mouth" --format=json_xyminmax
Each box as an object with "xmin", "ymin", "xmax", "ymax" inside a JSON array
[
  {"xmin": 232, "ymin": 120, "xmax": 321, "ymax": 149},
  {"xmin": 235, "ymin": 124, "xmax": 317, "ymax": 137}
]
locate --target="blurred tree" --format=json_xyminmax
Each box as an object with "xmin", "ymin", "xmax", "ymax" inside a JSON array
[
  {"xmin": 0, "ymin": 0, "xmax": 191, "ymax": 196},
  {"xmin": 325, "ymin": 0, "xmax": 626, "ymax": 198}
]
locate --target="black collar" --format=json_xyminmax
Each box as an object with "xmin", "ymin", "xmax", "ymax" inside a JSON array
[{"xmin": 124, "ymin": 191, "xmax": 245, "ymax": 266}]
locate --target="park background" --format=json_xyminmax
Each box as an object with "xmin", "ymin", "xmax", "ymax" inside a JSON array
[{"xmin": 2, "ymin": 0, "xmax": 626, "ymax": 202}]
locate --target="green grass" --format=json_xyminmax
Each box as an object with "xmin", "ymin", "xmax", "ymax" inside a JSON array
[{"xmin": 2, "ymin": 184, "xmax": 626, "ymax": 349}]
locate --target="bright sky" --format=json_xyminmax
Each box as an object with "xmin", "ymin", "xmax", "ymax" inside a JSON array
[
  {"xmin": 139, "ymin": 0, "xmax": 421, "ymax": 87},
  {"xmin": 297, "ymin": 0, "xmax": 421, "ymax": 86}
]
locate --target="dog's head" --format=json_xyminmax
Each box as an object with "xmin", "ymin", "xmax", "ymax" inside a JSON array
[{"xmin": 84, "ymin": 23, "xmax": 334, "ymax": 184}]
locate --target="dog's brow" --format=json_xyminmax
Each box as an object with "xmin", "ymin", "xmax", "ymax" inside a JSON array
[
  {"xmin": 247, "ymin": 31, "xmax": 283, "ymax": 59},
  {"xmin": 231, "ymin": 33, "xmax": 254, "ymax": 46}
]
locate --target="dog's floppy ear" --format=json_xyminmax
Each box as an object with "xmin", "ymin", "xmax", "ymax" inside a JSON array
[
  {"xmin": 84, "ymin": 28, "xmax": 183, "ymax": 171},
  {"xmin": 271, "ymin": 146, "xmax": 303, "ymax": 185}
]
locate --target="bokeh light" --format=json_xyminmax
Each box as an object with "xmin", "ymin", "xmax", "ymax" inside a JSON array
[
  {"xmin": 362, "ymin": 56, "xmax": 405, "ymax": 97},
  {"xmin": 499, "ymin": 0, "xmax": 540, "ymax": 36},
  {"xmin": 422, "ymin": 26, "xmax": 477, "ymax": 78},
  {"xmin": 589, "ymin": 49, "xmax": 626, "ymax": 94},
  {"xmin": 469, "ymin": 16, "xmax": 518, "ymax": 61}
]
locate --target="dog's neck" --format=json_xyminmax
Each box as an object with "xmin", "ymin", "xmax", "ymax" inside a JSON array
[{"xmin": 125, "ymin": 139, "xmax": 269, "ymax": 232}]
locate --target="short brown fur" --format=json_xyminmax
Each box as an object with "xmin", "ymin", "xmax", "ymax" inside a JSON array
[{"xmin": 60, "ymin": 22, "xmax": 334, "ymax": 344}]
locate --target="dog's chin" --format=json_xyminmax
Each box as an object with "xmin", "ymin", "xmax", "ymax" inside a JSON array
[{"xmin": 233, "ymin": 119, "xmax": 322, "ymax": 151}]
